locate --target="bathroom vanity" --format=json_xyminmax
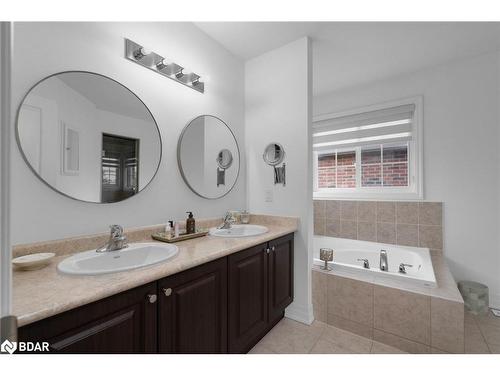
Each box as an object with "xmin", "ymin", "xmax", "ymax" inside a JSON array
[{"xmin": 15, "ymin": 224, "xmax": 295, "ymax": 354}]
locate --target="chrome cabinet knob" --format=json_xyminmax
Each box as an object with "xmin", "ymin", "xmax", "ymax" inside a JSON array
[
  {"xmin": 163, "ymin": 287, "xmax": 172, "ymax": 297},
  {"xmin": 266, "ymin": 248, "xmax": 270, "ymax": 254},
  {"xmin": 147, "ymin": 294, "xmax": 157, "ymax": 304},
  {"xmin": 271, "ymin": 246, "xmax": 275, "ymax": 252}
]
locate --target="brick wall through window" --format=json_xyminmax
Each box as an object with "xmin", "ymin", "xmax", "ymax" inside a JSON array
[{"xmin": 317, "ymin": 143, "xmax": 408, "ymax": 189}]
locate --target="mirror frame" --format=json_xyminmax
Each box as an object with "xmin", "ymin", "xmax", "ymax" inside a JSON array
[
  {"xmin": 263, "ymin": 142, "xmax": 286, "ymax": 166},
  {"xmin": 15, "ymin": 70, "xmax": 163, "ymax": 204},
  {"xmin": 177, "ymin": 114, "xmax": 240, "ymax": 200}
]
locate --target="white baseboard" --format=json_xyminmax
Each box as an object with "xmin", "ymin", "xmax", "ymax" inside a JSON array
[{"xmin": 284, "ymin": 302, "xmax": 314, "ymax": 325}]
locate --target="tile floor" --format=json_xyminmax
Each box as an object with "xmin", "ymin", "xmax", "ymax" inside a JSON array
[
  {"xmin": 249, "ymin": 310, "xmax": 500, "ymax": 354},
  {"xmin": 249, "ymin": 318, "xmax": 404, "ymax": 354},
  {"xmin": 465, "ymin": 310, "xmax": 500, "ymax": 353}
]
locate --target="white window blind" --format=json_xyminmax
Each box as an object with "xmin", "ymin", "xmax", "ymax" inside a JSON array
[{"xmin": 312, "ymin": 104, "xmax": 415, "ymax": 151}]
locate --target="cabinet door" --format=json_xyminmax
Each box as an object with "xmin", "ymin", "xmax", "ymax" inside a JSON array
[
  {"xmin": 18, "ymin": 283, "xmax": 157, "ymax": 353},
  {"xmin": 268, "ymin": 233, "xmax": 294, "ymax": 323},
  {"xmin": 228, "ymin": 243, "xmax": 269, "ymax": 353},
  {"xmin": 158, "ymin": 258, "xmax": 227, "ymax": 353}
]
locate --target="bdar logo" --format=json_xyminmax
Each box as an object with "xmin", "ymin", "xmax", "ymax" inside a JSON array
[{"xmin": 1, "ymin": 339, "xmax": 17, "ymax": 354}]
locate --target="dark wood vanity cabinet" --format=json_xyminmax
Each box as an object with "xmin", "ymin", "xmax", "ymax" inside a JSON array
[
  {"xmin": 18, "ymin": 282, "xmax": 158, "ymax": 353},
  {"xmin": 158, "ymin": 258, "xmax": 227, "ymax": 353},
  {"xmin": 228, "ymin": 242, "xmax": 269, "ymax": 353},
  {"xmin": 268, "ymin": 234, "xmax": 294, "ymax": 323},
  {"xmin": 18, "ymin": 234, "xmax": 293, "ymax": 354},
  {"xmin": 228, "ymin": 233, "xmax": 294, "ymax": 353}
]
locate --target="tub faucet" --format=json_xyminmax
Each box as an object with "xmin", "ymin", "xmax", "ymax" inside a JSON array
[
  {"xmin": 398, "ymin": 263, "xmax": 413, "ymax": 274},
  {"xmin": 380, "ymin": 249, "xmax": 388, "ymax": 271},
  {"xmin": 357, "ymin": 258, "xmax": 370, "ymax": 269},
  {"xmin": 96, "ymin": 225, "xmax": 128, "ymax": 253}
]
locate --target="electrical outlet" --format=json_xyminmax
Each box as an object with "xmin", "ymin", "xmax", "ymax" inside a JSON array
[{"xmin": 265, "ymin": 189, "xmax": 273, "ymax": 202}]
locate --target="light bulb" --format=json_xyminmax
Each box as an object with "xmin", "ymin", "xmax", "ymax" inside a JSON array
[
  {"xmin": 133, "ymin": 47, "xmax": 151, "ymax": 60},
  {"xmin": 156, "ymin": 58, "xmax": 171, "ymax": 69}
]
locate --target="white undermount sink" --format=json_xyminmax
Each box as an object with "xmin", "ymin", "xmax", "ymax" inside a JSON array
[
  {"xmin": 57, "ymin": 242, "xmax": 179, "ymax": 276},
  {"xmin": 209, "ymin": 224, "xmax": 268, "ymax": 238}
]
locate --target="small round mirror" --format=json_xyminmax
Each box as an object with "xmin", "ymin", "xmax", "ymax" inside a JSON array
[
  {"xmin": 178, "ymin": 115, "xmax": 240, "ymax": 199},
  {"xmin": 263, "ymin": 143, "xmax": 285, "ymax": 166},
  {"xmin": 216, "ymin": 149, "xmax": 233, "ymax": 170}
]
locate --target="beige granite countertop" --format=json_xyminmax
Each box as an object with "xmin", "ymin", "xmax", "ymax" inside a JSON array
[{"xmin": 13, "ymin": 215, "xmax": 298, "ymax": 327}]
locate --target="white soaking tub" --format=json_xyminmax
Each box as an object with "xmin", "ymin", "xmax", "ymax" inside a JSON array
[{"xmin": 313, "ymin": 236, "xmax": 436, "ymax": 287}]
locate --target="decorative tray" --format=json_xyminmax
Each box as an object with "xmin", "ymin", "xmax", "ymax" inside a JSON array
[{"xmin": 152, "ymin": 229, "xmax": 209, "ymax": 243}]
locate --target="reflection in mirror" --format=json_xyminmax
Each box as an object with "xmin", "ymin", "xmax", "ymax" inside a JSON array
[
  {"xmin": 216, "ymin": 149, "xmax": 233, "ymax": 169},
  {"xmin": 263, "ymin": 143, "xmax": 285, "ymax": 166},
  {"xmin": 178, "ymin": 115, "xmax": 240, "ymax": 199},
  {"xmin": 263, "ymin": 143, "xmax": 286, "ymax": 185},
  {"xmin": 16, "ymin": 71, "xmax": 161, "ymax": 203}
]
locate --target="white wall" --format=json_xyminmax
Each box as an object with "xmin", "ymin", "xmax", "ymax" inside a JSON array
[
  {"xmin": 246, "ymin": 37, "xmax": 313, "ymax": 323},
  {"xmin": 11, "ymin": 22, "xmax": 245, "ymax": 244},
  {"xmin": 314, "ymin": 52, "xmax": 500, "ymax": 308}
]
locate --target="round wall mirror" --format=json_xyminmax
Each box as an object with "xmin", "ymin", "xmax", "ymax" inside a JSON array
[
  {"xmin": 16, "ymin": 71, "xmax": 162, "ymax": 203},
  {"xmin": 263, "ymin": 143, "xmax": 285, "ymax": 166},
  {"xmin": 178, "ymin": 115, "xmax": 240, "ymax": 199},
  {"xmin": 216, "ymin": 149, "xmax": 233, "ymax": 170}
]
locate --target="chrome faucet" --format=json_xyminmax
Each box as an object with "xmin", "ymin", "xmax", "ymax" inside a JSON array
[
  {"xmin": 380, "ymin": 249, "xmax": 388, "ymax": 271},
  {"xmin": 357, "ymin": 258, "xmax": 370, "ymax": 269},
  {"xmin": 398, "ymin": 263, "xmax": 413, "ymax": 274},
  {"xmin": 218, "ymin": 212, "xmax": 235, "ymax": 230},
  {"xmin": 96, "ymin": 225, "xmax": 128, "ymax": 253}
]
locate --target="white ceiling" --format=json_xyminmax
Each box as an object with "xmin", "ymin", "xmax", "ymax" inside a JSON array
[
  {"xmin": 194, "ymin": 22, "xmax": 500, "ymax": 96},
  {"xmin": 59, "ymin": 73, "xmax": 154, "ymax": 121}
]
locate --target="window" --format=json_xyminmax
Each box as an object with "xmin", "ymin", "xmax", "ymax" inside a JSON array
[
  {"xmin": 313, "ymin": 97, "xmax": 423, "ymax": 200},
  {"xmin": 102, "ymin": 157, "xmax": 120, "ymax": 186}
]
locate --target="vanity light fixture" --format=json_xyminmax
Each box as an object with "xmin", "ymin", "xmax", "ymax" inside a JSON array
[
  {"xmin": 125, "ymin": 38, "xmax": 205, "ymax": 93},
  {"xmin": 133, "ymin": 47, "xmax": 151, "ymax": 60}
]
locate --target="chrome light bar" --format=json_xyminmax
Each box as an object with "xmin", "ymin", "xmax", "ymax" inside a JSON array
[{"xmin": 124, "ymin": 38, "xmax": 204, "ymax": 93}]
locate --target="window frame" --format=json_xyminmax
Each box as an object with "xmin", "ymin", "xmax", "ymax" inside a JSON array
[{"xmin": 313, "ymin": 96, "xmax": 423, "ymax": 201}]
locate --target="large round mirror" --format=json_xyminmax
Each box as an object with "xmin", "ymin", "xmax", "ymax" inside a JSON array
[
  {"xmin": 16, "ymin": 71, "xmax": 162, "ymax": 203},
  {"xmin": 178, "ymin": 115, "xmax": 240, "ymax": 199}
]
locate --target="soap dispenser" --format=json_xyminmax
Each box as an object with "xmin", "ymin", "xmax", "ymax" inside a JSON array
[
  {"xmin": 165, "ymin": 221, "xmax": 174, "ymax": 239},
  {"xmin": 186, "ymin": 211, "xmax": 196, "ymax": 234}
]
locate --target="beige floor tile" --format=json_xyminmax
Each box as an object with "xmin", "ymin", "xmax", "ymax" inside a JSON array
[
  {"xmin": 309, "ymin": 338, "xmax": 358, "ymax": 354},
  {"xmin": 258, "ymin": 318, "xmax": 325, "ymax": 354},
  {"xmin": 327, "ymin": 313, "xmax": 373, "ymax": 339},
  {"xmin": 248, "ymin": 342, "xmax": 277, "ymax": 354},
  {"xmin": 478, "ymin": 321, "xmax": 500, "ymax": 346},
  {"xmin": 320, "ymin": 324, "xmax": 372, "ymax": 353},
  {"xmin": 430, "ymin": 347, "xmax": 449, "ymax": 354},
  {"xmin": 488, "ymin": 344, "xmax": 500, "ymax": 354},
  {"xmin": 464, "ymin": 322, "xmax": 490, "ymax": 354},
  {"xmin": 373, "ymin": 329, "xmax": 431, "ymax": 353},
  {"xmin": 371, "ymin": 341, "xmax": 406, "ymax": 354}
]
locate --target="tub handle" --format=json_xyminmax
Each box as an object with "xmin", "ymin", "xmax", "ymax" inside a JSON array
[
  {"xmin": 357, "ymin": 258, "xmax": 370, "ymax": 269},
  {"xmin": 399, "ymin": 263, "xmax": 413, "ymax": 274}
]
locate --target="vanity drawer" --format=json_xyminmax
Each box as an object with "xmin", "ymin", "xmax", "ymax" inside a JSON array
[{"xmin": 18, "ymin": 282, "xmax": 157, "ymax": 354}]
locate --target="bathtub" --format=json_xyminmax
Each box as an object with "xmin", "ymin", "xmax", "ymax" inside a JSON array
[{"xmin": 313, "ymin": 236, "xmax": 436, "ymax": 287}]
